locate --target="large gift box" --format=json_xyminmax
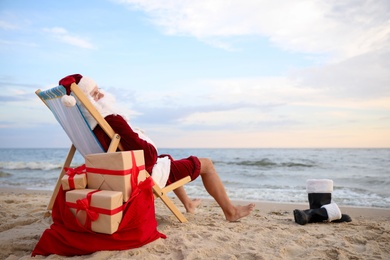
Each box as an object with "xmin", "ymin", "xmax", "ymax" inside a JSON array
[
  {"xmin": 61, "ymin": 165, "xmax": 87, "ymax": 191},
  {"xmin": 66, "ymin": 189, "xmax": 123, "ymax": 234},
  {"xmin": 85, "ymin": 151, "xmax": 147, "ymax": 202}
]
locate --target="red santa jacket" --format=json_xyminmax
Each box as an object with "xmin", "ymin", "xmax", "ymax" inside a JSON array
[{"xmin": 93, "ymin": 114, "xmax": 158, "ymax": 174}]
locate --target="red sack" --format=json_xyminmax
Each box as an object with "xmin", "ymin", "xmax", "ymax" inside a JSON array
[{"xmin": 32, "ymin": 176, "xmax": 166, "ymax": 256}]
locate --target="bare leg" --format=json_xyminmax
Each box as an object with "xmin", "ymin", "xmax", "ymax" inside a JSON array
[
  {"xmin": 174, "ymin": 186, "xmax": 202, "ymax": 213},
  {"xmin": 198, "ymin": 158, "xmax": 255, "ymax": 221}
]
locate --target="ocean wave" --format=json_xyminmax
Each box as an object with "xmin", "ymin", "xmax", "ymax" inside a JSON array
[
  {"xmin": 0, "ymin": 161, "xmax": 62, "ymax": 171},
  {"xmin": 0, "ymin": 171, "xmax": 12, "ymax": 177},
  {"xmin": 227, "ymin": 159, "xmax": 315, "ymax": 168}
]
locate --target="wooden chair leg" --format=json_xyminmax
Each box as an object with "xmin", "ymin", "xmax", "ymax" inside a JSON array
[
  {"xmin": 152, "ymin": 176, "xmax": 191, "ymax": 223},
  {"xmin": 47, "ymin": 144, "xmax": 76, "ymax": 210},
  {"xmin": 157, "ymin": 191, "xmax": 188, "ymax": 223}
]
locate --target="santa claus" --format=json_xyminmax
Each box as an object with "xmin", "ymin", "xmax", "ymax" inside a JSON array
[{"xmin": 58, "ymin": 74, "xmax": 255, "ymax": 222}]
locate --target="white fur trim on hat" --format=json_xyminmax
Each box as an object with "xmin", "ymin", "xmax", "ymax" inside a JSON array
[
  {"xmin": 61, "ymin": 95, "xmax": 76, "ymax": 107},
  {"xmin": 306, "ymin": 179, "xmax": 333, "ymax": 193},
  {"xmin": 321, "ymin": 202, "xmax": 342, "ymax": 222},
  {"xmin": 78, "ymin": 76, "xmax": 97, "ymax": 96}
]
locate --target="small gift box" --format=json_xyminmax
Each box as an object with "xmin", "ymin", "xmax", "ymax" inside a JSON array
[
  {"xmin": 66, "ymin": 189, "xmax": 123, "ymax": 234},
  {"xmin": 85, "ymin": 151, "xmax": 147, "ymax": 202},
  {"xmin": 61, "ymin": 165, "xmax": 87, "ymax": 191}
]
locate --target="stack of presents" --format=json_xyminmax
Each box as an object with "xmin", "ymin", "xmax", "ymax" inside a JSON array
[
  {"xmin": 32, "ymin": 149, "xmax": 165, "ymax": 256},
  {"xmin": 61, "ymin": 150, "xmax": 147, "ymax": 235}
]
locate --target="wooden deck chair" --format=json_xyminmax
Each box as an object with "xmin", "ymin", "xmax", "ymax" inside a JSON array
[{"xmin": 36, "ymin": 83, "xmax": 191, "ymax": 223}]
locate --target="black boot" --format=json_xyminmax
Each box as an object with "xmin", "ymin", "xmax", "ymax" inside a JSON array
[
  {"xmin": 294, "ymin": 202, "xmax": 342, "ymax": 225},
  {"xmin": 306, "ymin": 179, "xmax": 352, "ymax": 223},
  {"xmin": 293, "ymin": 208, "xmax": 328, "ymax": 225},
  {"xmin": 293, "ymin": 179, "xmax": 352, "ymax": 225},
  {"xmin": 308, "ymin": 193, "xmax": 332, "ymax": 209},
  {"xmin": 333, "ymin": 214, "xmax": 352, "ymax": 222}
]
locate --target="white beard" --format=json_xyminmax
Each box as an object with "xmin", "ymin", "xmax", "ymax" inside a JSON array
[
  {"xmin": 79, "ymin": 90, "xmax": 128, "ymax": 129},
  {"xmin": 81, "ymin": 90, "xmax": 158, "ymax": 151},
  {"xmin": 91, "ymin": 90, "xmax": 126, "ymax": 120}
]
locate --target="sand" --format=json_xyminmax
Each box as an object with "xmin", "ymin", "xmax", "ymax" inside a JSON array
[{"xmin": 1, "ymin": 187, "xmax": 389, "ymax": 260}]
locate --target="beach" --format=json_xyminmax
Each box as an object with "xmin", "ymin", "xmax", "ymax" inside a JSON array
[{"xmin": 1, "ymin": 188, "xmax": 389, "ymax": 260}]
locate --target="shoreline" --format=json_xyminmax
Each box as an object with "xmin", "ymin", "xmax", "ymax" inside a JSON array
[
  {"xmin": 1, "ymin": 187, "xmax": 389, "ymax": 259},
  {"xmin": 1, "ymin": 186, "xmax": 389, "ymax": 219}
]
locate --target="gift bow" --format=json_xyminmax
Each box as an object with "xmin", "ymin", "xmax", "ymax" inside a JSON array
[
  {"xmin": 76, "ymin": 197, "xmax": 99, "ymax": 222},
  {"xmin": 64, "ymin": 164, "xmax": 86, "ymax": 177},
  {"xmin": 64, "ymin": 164, "xmax": 86, "ymax": 190},
  {"xmin": 74, "ymin": 190, "xmax": 100, "ymax": 230},
  {"xmin": 127, "ymin": 174, "xmax": 155, "ymax": 204}
]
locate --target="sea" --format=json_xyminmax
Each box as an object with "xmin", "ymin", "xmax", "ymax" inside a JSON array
[{"xmin": 0, "ymin": 148, "xmax": 389, "ymax": 209}]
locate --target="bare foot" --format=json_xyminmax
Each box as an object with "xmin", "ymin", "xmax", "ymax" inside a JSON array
[
  {"xmin": 225, "ymin": 203, "xmax": 255, "ymax": 222},
  {"xmin": 185, "ymin": 198, "xmax": 202, "ymax": 213}
]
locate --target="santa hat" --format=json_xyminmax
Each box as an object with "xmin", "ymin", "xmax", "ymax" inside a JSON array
[{"xmin": 59, "ymin": 74, "xmax": 97, "ymax": 107}]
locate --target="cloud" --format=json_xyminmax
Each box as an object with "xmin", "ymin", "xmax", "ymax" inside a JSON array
[
  {"xmin": 0, "ymin": 77, "xmax": 38, "ymax": 98},
  {"xmin": 116, "ymin": 0, "xmax": 390, "ymax": 61},
  {"xmin": 0, "ymin": 19, "xmax": 38, "ymax": 47},
  {"xmin": 0, "ymin": 39, "xmax": 37, "ymax": 47},
  {"xmin": 121, "ymin": 63, "xmax": 390, "ymax": 137},
  {"xmin": 294, "ymin": 47, "xmax": 390, "ymax": 100},
  {"xmin": 114, "ymin": 0, "xmax": 390, "ymax": 106},
  {"xmin": 123, "ymin": 76, "xmax": 314, "ymax": 132},
  {"xmin": 43, "ymin": 27, "xmax": 97, "ymax": 49},
  {"xmin": 0, "ymin": 96, "xmax": 25, "ymax": 102},
  {"xmin": 0, "ymin": 20, "xmax": 18, "ymax": 30}
]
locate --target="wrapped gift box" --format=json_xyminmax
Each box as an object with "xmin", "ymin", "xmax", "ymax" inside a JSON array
[
  {"xmin": 61, "ymin": 173, "xmax": 87, "ymax": 191},
  {"xmin": 61, "ymin": 165, "xmax": 87, "ymax": 191},
  {"xmin": 85, "ymin": 151, "xmax": 147, "ymax": 202},
  {"xmin": 66, "ymin": 189, "xmax": 123, "ymax": 234}
]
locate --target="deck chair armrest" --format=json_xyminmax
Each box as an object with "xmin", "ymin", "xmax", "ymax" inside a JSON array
[{"xmin": 161, "ymin": 176, "xmax": 191, "ymax": 194}]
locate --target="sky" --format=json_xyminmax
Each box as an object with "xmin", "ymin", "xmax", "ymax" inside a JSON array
[{"xmin": 0, "ymin": 0, "xmax": 389, "ymax": 148}]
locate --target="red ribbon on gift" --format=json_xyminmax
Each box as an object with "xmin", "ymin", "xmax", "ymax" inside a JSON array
[
  {"xmin": 86, "ymin": 151, "xmax": 145, "ymax": 199},
  {"xmin": 130, "ymin": 151, "xmax": 140, "ymax": 198},
  {"xmin": 66, "ymin": 190, "xmax": 124, "ymax": 231},
  {"xmin": 76, "ymin": 193, "xmax": 99, "ymax": 229},
  {"xmin": 85, "ymin": 150, "xmax": 145, "ymax": 177},
  {"xmin": 85, "ymin": 165, "xmax": 145, "ymax": 176},
  {"xmin": 64, "ymin": 164, "xmax": 86, "ymax": 189}
]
